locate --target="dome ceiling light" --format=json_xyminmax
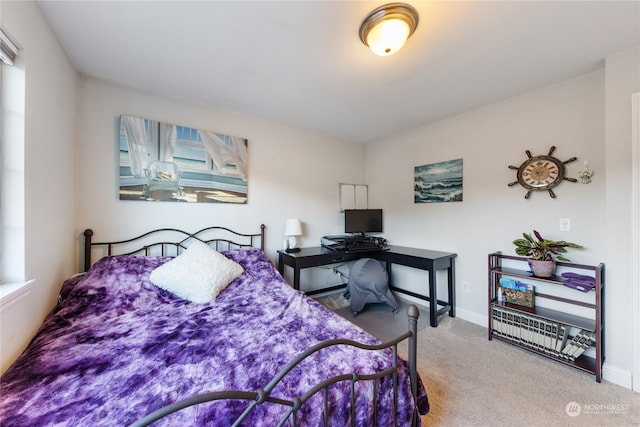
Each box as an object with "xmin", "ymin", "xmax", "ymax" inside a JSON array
[{"xmin": 359, "ymin": 2, "xmax": 419, "ymax": 56}]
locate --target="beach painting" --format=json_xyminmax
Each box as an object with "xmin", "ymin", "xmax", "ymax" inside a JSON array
[
  {"xmin": 414, "ymin": 159, "xmax": 463, "ymax": 203},
  {"xmin": 119, "ymin": 114, "xmax": 248, "ymax": 203}
]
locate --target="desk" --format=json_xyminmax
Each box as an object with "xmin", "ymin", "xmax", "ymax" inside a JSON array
[{"xmin": 277, "ymin": 246, "xmax": 457, "ymax": 327}]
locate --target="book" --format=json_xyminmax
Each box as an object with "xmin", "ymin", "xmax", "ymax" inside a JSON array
[
  {"xmin": 498, "ymin": 281, "xmax": 535, "ymax": 308},
  {"xmin": 491, "ymin": 304, "xmax": 592, "ymax": 361},
  {"xmin": 569, "ymin": 330, "xmax": 596, "ymax": 359},
  {"xmin": 492, "ymin": 307, "xmax": 503, "ymax": 335},
  {"xmin": 520, "ymin": 315, "xmax": 531, "ymax": 345},
  {"xmin": 544, "ymin": 322, "xmax": 554, "ymax": 351},
  {"xmin": 531, "ymin": 318, "xmax": 543, "ymax": 349},
  {"xmin": 555, "ymin": 324, "xmax": 569, "ymax": 352},
  {"xmin": 506, "ymin": 311, "xmax": 514, "ymax": 338},
  {"xmin": 562, "ymin": 330, "xmax": 596, "ymax": 360},
  {"xmin": 501, "ymin": 309, "xmax": 509, "ymax": 337},
  {"xmin": 512, "ymin": 313, "xmax": 522, "ymax": 341}
]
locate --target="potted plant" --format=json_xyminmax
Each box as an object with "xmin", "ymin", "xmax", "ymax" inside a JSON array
[{"xmin": 513, "ymin": 230, "xmax": 583, "ymax": 277}]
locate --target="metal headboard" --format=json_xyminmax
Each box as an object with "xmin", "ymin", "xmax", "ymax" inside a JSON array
[{"xmin": 83, "ymin": 224, "xmax": 266, "ymax": 272}]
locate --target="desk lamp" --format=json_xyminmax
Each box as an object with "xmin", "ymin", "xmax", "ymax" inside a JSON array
[{"xmin": 285, "ymin": 219, "xmax": 302, "ymax": 252}]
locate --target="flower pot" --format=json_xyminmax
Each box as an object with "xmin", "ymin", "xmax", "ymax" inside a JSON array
[{"xmin": 528, "ymin": 259, "xmax": 555, "ymax": 278}]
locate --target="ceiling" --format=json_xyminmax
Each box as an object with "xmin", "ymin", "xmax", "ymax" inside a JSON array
[{"xmin": 37, "ymin": 1, "xmax": 640, "ymax": 144}]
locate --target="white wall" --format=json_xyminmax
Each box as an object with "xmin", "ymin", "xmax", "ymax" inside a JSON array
[
  {"xmin": 0, "ymin": 1, "xmax": 77, "ymax": 373},
  {"xmin": 75, "ymin": 76, "xmax": 366, "ymax": 270},
  {"xmin": 366, "ymin": 56, "xmax": 639, "ymax": 387},
  {"xmin": 367, "ymin": 69, "xmax": 606, "ymax": 312},
  {"xmin": 604, "ymin": 47, "xmax": 640, "ymax": 387}
]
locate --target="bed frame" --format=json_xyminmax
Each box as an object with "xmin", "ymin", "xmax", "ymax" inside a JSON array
[
  {"xmin": 83, "ymin": 224, "xmax": 265, "ymax": 272},
  {"xmin": 82, "ymin": 225, "xmax": 421, "ymax": 426}
]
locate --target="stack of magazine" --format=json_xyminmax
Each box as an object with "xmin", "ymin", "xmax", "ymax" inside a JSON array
[{"xmin": 491, "ymin": 305, "xmax": 596, "ymax": 361}]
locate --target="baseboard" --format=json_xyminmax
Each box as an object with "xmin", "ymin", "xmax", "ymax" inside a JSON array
[
  {"xmin": 455, "ymin": 306, "xmax": 486, "ymax": 327},
  {"xmin": 602, "ymin": 364, "xmax": 633, "ymax": 390},
  {"xmin": 395, "ymin": 296, "xmax": 487, "ymax": 327}
]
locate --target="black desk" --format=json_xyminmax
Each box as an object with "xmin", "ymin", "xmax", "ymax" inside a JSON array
[{"xmin": 277, "ymin": 246, "xmax": 457, "ymax": 327}]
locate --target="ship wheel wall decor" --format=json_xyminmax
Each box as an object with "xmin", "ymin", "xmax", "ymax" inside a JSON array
[{"xmin": 508, "ymin": 146, "xmax": 577, "ymax": 199}]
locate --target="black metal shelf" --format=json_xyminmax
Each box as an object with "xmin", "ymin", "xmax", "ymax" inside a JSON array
[{"xmin": 487, "ymin": 252, "xmax": 604, "ymax": 382}]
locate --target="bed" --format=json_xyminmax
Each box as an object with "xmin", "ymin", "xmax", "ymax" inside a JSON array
[{"xmin": 0, "ymin": 224, "xmax": 428, "ymax": 426}]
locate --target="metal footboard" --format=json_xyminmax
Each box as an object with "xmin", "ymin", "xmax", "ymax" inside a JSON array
[{"xmin": 129, "ymin": 304, "xmax": 420, "ymax": 427}]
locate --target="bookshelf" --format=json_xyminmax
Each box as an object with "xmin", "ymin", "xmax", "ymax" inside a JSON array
[{"xmin": 488, "ymin": 252, "xmax": 604, "ymax": 382}]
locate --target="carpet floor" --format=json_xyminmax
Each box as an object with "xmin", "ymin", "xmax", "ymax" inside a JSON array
[
  {"xmin": 317, "ymin": 291, "xmax": 429, "ymax": 342},
  {"xmin": 317, "ymin": 293, "xmax": 640, "ymax": 426}
]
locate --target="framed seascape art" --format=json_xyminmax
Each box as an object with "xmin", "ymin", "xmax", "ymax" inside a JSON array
[
  {"xmin": 414, "ymin": 159, "xmax": 463, "ymax": 203},
  {"xmin": 118, "ymin": 114, "xmax": 248, "ymax": 204}
]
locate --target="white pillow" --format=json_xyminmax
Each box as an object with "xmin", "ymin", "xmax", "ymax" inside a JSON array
[{"xmin": 149, "ymin": 240, "xmax": 244, "ymax": 303}]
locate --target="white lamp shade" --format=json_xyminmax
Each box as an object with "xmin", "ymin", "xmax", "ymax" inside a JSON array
[
  {"xmin": 367, "ymin": 18, "xmax": 411, "ymax": 56},
  {"xmin": 284, "ymin": 219, "xmax": 302, "ymax": 236},
  {"xmin": 284, "ymin": 219, "xmax": 302, "ymax": 251}
]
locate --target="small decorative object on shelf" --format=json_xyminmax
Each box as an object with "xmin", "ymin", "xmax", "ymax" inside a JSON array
[
  {"xmin": 512, "ymin": 230, "xmax": 583, "ymax": 277},
  {"xmin": 488, "ymin": 252, "xmax": 604, "ymax": 382},
  {"xmin": 527, "ymin": 259, "xmax": 555, "ymax": 278}
]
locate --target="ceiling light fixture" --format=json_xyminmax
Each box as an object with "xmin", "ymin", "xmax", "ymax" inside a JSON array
[{"xmin": 359, "ymin": 2, "xmax": 419, "ymax": 57}]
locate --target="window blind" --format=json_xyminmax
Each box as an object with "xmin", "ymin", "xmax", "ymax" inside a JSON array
[{"xmin": 0, "ymin": 28, "xmax": 19, "ymax": 65}]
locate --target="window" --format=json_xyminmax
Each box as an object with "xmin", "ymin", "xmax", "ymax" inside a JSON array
[
  {"xmin": 1, "ymin": 27, "xmax": 24, "ymax": 285},
  {"xmin": 119, "ymin": 118, "xmax": 243, "ymax": 177},
  {"xmin": 174, "ymin": 125, "xmax": 207, "ymax": 171}
]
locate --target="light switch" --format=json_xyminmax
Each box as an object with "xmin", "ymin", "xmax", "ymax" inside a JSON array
[{"xmin": 559, "ymin": 218, "xmax": 571, "ymax": 231}]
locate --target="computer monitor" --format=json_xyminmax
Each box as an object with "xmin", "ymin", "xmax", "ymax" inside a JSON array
[{"xmin": 344, "ymin": 209, "xmax": 383, "ymax": 235}]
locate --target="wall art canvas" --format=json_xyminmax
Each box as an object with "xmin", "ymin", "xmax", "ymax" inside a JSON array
[
  {"xmin": 414, "ymin": 158, "xmax": 463, "ymax": 203},
  {"xmin": 119, "ymin": 115, "xmax": 247, "ymax": 203}
]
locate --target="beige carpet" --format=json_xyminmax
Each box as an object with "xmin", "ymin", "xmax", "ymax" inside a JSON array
[
  {"xmin": 317, "ymin": 294, "xmax": 640, "ymax": 426},
  {"xmin": 317, "ymin": 292, "xmax": 429, "ymax": 342},
  {"xmin": 399, "ymin": 315, "xmax": 640, "ymax": 427}
]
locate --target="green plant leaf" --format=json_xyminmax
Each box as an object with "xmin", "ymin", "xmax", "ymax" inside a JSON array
[{"xmin": 513, "ymin": 230, "xmax": 583, "ymax": 262}]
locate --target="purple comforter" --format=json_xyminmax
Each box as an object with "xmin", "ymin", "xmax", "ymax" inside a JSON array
[{"xmin": 0, "ymin": 248, "xmax": 427, "ymax": 426}]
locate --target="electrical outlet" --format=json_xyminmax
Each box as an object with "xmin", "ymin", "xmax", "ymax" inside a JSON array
[
  {"xmin": 559, "ymin": 218, "xmax": 571, "ymax": 231},
  {"xmin": 462, "ymin": 280, "xmax": 469, "ymax": 292}
]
